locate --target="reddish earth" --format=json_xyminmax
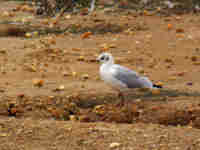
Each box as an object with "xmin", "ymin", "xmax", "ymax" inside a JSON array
[{"xmin": 0, "ymin": 1, "xmax": 200, "ymax": 150}]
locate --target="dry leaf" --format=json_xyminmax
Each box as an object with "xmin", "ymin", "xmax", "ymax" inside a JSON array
[
  {"xmin": 167, "ymin": 24, "xmax": 173, "ymax": 30},
  {"xmin": 81, "ymin": 32, "xmax": 92, "ymax": 39},
  {"xmin": 176, "ymin": 28, "xmax": 184, "ymax": 33}
]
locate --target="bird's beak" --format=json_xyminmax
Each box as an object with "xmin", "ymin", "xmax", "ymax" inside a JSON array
[{"xmin": 96, "ymin": 58, "xmax": 100, "ymax": 63}]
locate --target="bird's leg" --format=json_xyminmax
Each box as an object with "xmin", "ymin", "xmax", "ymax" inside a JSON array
[
  {"xmin": 117, "ymin": 91, "xmax": 125, "ymax": 107},
  {"xmin": 89, "ymin": 0, "xmax": 96, "ymax": 12},
  {"xmin": 118, "ymin": 92, "xmax": 124, "ymax": 100}
]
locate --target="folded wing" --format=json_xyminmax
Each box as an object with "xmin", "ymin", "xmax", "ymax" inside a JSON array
[{"xmin": 111, "ymin": 64, "xmax": 153, "ymax": 89}]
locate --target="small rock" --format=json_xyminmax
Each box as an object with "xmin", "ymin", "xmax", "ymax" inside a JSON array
[
  {"xmin": 186, "ymin": 82, "xmax": 193, "ymax": 86},
  {"xmin": 0, "ymin": 49, "xmax": 6, "ymax": 54},
  {"xmin": 100, "ymin": 43, "xmax": 110, "ymax": 51},
  {"xmin": 72, "ymin": 48, "xmax": 81, "ymax": 51},
  {"xmin": 177, "ymin": 71, "xmax": 185, "ymax": 76},
  {"xmin": 138, "ymin": 67, "xmax": 144, "ymax": 73},
  {"xmin": 2, "ymin": 11, "xmax": 11, "ymax": 17},
  {"xmin": 94, "ymin": 105, "xmax": 105, "ymax": 115},
  {"xmin": 41, "ymin": 19, "xmax": 49, "ymax": 25},
  {"xmin": 79, "ymin": 115, "xmax": 91, "ymax": 122},
  {"xmin": 165, "ymin": 58, "xmax": 173, "ymax": 63},
  {"xmin": 135, "ymin": 41, "xmax": 140, "ymax": 44},
  {"xmin": 191, "ymin": 56, "xmax": 198, "ymax": 62},
  {"xmin": 176, "ymin": 28, "xmax": 184, "ymax": 33},
  {"xmin": 72, "ymin": 71, "xmax": 77, "ymax": 77},
  {"xmin": 0, "ymin": 133, "xmax": 8, "ymax": 137},
  {"xmin": 175, "ymin": 16, "xmax": 181, "ymax": 20},
  {"xmin": 77, "ymin": 56, "xmax": 85, "ymax": 61},
  {"xmin": 169, "ymin": 76, "xmax": 177, "ymax": 80},
  {"xmin": 69, "ymin": 115, "xmax": 77, "ymax": 121},
  {"xmin": 82, "ymin": 74, "xmax": 89, "ymax": 80},
  {"xmin": 109, "ymin": 44, "xmax": 117, "ymax": 48},
  {"xmin": 109, "ymin": 142, "xmax": 121, "ymax": 148},
  {"xmin": 187, "ymin": 35, "xmax": 193, "ymax": 40},
  {"xmin": 17, "ymin": 93, "xmax": 25, "ymax": 98},
  {"xmin": 65, "ymin": 15, "xmax": 71, "ymax": 19},
  {"xmin": 29, "ymin": 65, "xmax": 37, "ymax": 72},
  {"xmin": 25, "ymin": 32, "xmax": 32, "ymax": 38},
  {"xmin": 135, "ymin": 99, "xmax": 141, "ymax": 102},
  {"xmin": 143, "ymin": 10, "xmax": 149, "ymax": 16},
  {"xmin": 62, "ymin": 71, "xmax": 70, "ymax": 76},
  {"xmin": 53, "ymin": 85, "xmax": 65, "ymax": 92},
  {"xmin": 33, "ymin": 31, "xmax": 39, "ymax": 36},
  {"xmin": 193, "ymin": 62, "xmax": 200, "ymax": 65},
  {"xmin": 58, "ymin": 85, "xmax": 65, "ymax": 90}
]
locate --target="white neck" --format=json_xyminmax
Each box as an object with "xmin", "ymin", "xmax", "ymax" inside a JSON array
[{"xmin": 101, "ymin": 60, "xmax": 114, "ymax": 69}]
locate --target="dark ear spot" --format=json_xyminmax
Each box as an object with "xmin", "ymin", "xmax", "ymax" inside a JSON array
[{"xmin": 105, "ymin": 56, "xmax": 109, "ymax": 61}]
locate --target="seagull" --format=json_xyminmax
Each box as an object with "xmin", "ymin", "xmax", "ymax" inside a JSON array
[
  {"xmin": 97, "ymin": 53, "xmax": 162, "ymax": 102},
  {"xmin": 89, "ymin": 0, "xmax": 96, "ymax": 12},
  {"xmin": 72, "ymin": 0, "xmax": 96, "ymax": 12}
]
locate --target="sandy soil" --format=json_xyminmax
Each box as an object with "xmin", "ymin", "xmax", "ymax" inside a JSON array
[{"xmin": 0, "ymin": 1, "xmax": 200, "ymax": 150}]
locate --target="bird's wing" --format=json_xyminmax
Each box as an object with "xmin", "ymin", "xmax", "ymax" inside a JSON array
[{"xmin": 111, "ymin": 64, "xmax": 152, "ymax": 89}]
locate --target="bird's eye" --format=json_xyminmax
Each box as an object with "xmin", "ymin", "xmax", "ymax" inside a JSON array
[{"xmin": 101, "ymin": 56, "xmax": 105, "ymax": 60}]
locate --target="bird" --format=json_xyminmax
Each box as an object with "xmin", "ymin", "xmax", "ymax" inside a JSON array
[
  {"xmin": 89, "ymin": 0, "xmax": 96, "ymax": 12},
  {"xmin": 72, "ymin": 0, "xmax": 96, "ymax": 12},
  {"xmin": 97, "ymin": 52, "xmax": 162, "ymax": 103}
]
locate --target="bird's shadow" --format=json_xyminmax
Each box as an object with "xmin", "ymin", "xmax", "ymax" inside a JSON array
[
  {"xmin": 67, "ymin": 23, "xmax": 124, "ymax": 34},
  {"xmin": 75, "ymin": 88, "xmax": 200, "ymax": 108},
  {"xmin": 128, "ymin": 88, "xmax": 200, "ymax": 99},
  {"xmin": 120, "ymin": 88, "xmax": 200, "ymax": 103}
]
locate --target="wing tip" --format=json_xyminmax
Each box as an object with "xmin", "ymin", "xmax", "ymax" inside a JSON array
[{"xmin": 153, "ymin": 84, "xmax": 163, "ymax": 88}]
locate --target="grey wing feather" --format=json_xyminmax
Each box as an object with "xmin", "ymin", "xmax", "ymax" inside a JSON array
[{"xmin": 111, "ymin": 65, "xmax": 145, "ymax": 88}]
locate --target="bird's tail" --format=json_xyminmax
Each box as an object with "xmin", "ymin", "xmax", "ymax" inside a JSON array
[
  {"xmin": 140, "ymin": 77, "xmax": 163, "ymax": 89},
  {"xmin": 140, "ymin": 77, "xmax": 153, "ymax": 89},
  {"xmin": 153, "ymin": 84, "xmax": 163, "ymax": 88}
]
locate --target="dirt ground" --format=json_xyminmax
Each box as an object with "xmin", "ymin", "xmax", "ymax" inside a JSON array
[{"xmin": 1, "ymin": 1, "xmax": 200, "ymax": 150}]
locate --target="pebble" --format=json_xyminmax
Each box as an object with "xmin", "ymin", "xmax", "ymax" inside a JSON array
[
  {"xmin": 82, "ymin": 74, "xmax": 89, "ymax": 80},
  {"xmin": 69, "ymin": 115, "xmax": 77, "ymax": 121},
  {"xmin": 186, "ymin": 82, "xmax": 193, "ymax": 86},
  {"xmin": 58, "ymin": 85, "xmax": 65, "ymax": 90},
  {"xmin": 25, "ymin": 32, "xmax": 32, "ymax": 38},
  {"xmin": 191, "ymin": 56, "xmax": 198, "ymax": 62},
  {"xmin": 62, "ymin": 71, "xmax": 70, "ymax": 76},
  {"xmin": 109, "ymin": 142, "xmax": 121, "ymax": 148}
]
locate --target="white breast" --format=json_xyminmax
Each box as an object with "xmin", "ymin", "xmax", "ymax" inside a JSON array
[{"xmin": 100, "ymin": 64, "xmax": 127, "ymax": 90}]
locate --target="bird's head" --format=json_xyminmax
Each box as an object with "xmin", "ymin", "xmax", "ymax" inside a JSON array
[{"xmin": 97, "ymin": 53, "xmax": 114, "ymax": 64}]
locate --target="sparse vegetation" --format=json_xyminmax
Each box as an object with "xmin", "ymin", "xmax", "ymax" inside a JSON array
[{"xmin": 0, "ymin": 0, "xmax": 200, "ymax": 150}]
